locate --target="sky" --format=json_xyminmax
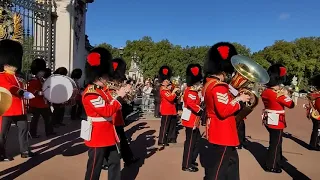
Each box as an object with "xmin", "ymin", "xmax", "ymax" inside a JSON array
[{"xmin": 86, "ymin": 0, "xmax": 320, "ymax": 52}]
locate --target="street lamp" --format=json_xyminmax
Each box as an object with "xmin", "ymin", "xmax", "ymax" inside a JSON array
[{"xmin": 119, "ymin": 46, "xmax": 124, "ymax": 58}]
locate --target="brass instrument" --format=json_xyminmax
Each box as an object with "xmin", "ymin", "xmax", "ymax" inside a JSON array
[
  {"xmin": 0, "ymin": 87, "xmax": 12, "ymax": 116},
  {"xmin": 276, "ymin": 84, "xmax": 294, "ymax": 98},
  {"xmin": 305, "ymin": 92, "xmax": 320, "ymax": 119},
  {"xmin": 171, "ymin": 78, "xmax": 181, "ymax": 93},
  {"xmin": 107, "ymin": 81, "xmax": 134, "ymax": 103},
  {"xmin": 230, "ymin": 55, "xmax": 270, "ymax": 121}
]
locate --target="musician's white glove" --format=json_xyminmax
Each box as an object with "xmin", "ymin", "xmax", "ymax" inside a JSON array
[{"xmin": 23, "ymin": 91, "xmax": 35, "ymax": 99}]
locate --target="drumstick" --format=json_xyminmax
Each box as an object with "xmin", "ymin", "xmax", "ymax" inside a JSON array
[{"xmin": 43, "ymin": 86, "xmax": 50, "ymax": 92}]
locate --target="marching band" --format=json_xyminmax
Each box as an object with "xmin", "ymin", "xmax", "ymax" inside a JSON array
[{"xmin": 0, "ymin": 37, "xmax": 320, "ymax": 180}]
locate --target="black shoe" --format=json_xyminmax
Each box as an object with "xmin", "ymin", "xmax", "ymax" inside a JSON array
[
  {"xmin": 31, "ymin": 135, "xmax": 40, "ymax": 139},
  {"xmin": 182, "ymin": 167, "xmax": 199, "ymax": 172},
  {"xmin": 265, "ymin": 167, "xmax": 282, "ymax": 173},
  {"xmin": 236, "ymin": 145, "xmax": 242, "ymax": 149},
  {"xmin": 0, "ymin": 155, "xmax": 14, "ymax": 162},
  {"xmin": 169, "ymin": 139, "xmax": 177, "ymax": 143},
  {"xmin": 102, "ymin": 165, "xmax": 108, "ymax": 170},
  {"xmin": 21, "ymin": 151, "xmax": 37, "ymax": 158},
  {"xmin": 192, "ymin": 162, "xmax": 199, "ymax": 167}
]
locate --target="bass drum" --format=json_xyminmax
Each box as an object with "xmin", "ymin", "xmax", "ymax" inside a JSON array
[{"xmin": 42, "ymin": 75, "xmax": 77, "ymax": 104}]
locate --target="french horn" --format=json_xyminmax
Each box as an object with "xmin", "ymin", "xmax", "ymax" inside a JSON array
[
  {"xmin": 230, "ymin": 55, "xmax": 270, "ymax": 121},
  {"xmin": 0, "ymin": 87, "xmax": 12, "ymax": 116}
]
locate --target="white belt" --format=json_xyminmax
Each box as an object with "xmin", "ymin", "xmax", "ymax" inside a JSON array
[
  {"xmin": 87, "ymin": 116, "xmax": 112, "ymax": 122},
  {"xmin": 264, "ymin": 109, "xmax": 285, "ymax": 114}
]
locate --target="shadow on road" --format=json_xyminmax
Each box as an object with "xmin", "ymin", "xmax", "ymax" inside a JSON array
[
  {"xmin": 283, "ymin": 132, "xmax": 310, "ymax": 150},
  {"xmin": 0, "ymin": 130, "xmax": 86, "ymax": 179},
  {"xmin": 121, "ymin": 124, "xmax": 158, "ymax": 180},
  {"xmin": 245, "ymin": 140, "xmax": 311, "ymax": 180}
]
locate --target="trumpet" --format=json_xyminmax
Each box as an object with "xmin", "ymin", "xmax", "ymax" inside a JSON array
[
  {"xmin": 276, "ymin": 84, "xmax": 294, "ymax": 98},
  {"xmin": 171, "ymin": 78, "xmax": 181, "ymax": 95},
  {"xmin": 107, "ymin": 81, "xmax": 135, "ymax": 103},
  {"xmin": 229, "ymin": 55, "xmax": 270, "ymax": 121}
]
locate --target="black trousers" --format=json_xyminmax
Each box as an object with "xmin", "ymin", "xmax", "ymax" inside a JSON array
[
  {"xmin": 154, "ymin": 102, "xmax": 160, "ymax": 117},
  {"xmin": 309, "ymin": 118, "xmax": 320, "ymax": 148},
  {"xmin": 85, "ymin": 146, "xmax": 120, "ymax": 180},
  {"xmin": 168, "ymin": 115, "xmax": 177, "ymax": 141},
  {"xmin": 158, "ymin": 115, "xmax": 176, "ymax": 145},
  {"xmin": 236, "ymin": 120, "xmax": 246, "ymax": 146},
  {"xmin": 266, "ymin": 127, "xmax": 283, "ymax": 169},
  {"xmin": 29, "ymin": 107, "xmax": 54, "ymax": 136},
  {"xmin": 182, "ymin": 127, "xmax": 200, "ymax": 168},
  {"xmin": 103, "ymin": 126, "xmax": 134, "ymax": 165},
  {"xmin": 199, "ymin": 139, "xmax": 239, "ymax": 180},
  {"xmin": 201, "ymin": 108, "xmax": 207, "ymax": 126},
  {"xmin": 71, "ymin": 100, "xmax": 83, "ymax": 120},
  {"xmin": 52, "ymin": 105, "xmax": 65, "ymax": 125},
  {"xmin": 0, "ymin": 115, "xmax": 29, "ymax": 155}
]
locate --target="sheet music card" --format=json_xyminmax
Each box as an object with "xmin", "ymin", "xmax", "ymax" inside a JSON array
[{"xmin": 181, "ymin": 108, "xmax": 192, "ymax": 121}]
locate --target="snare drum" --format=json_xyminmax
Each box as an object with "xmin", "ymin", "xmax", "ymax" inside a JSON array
[{"xmin": 42, "ymin": 75, "xmax": 77, "ymax": 104}]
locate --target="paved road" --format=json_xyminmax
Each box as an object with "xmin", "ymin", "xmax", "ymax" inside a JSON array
[{"xmin": 0, "ymin": 99, "xmax": 319, "ymax": 180}]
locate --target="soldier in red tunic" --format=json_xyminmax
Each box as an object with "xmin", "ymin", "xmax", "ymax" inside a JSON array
[
  {"xmin": 101, "ymin": 57, "xmax": 139, "ymax": 170},
  {"xmin": 0, "ymin": 39, "xmax": 37, "ymax": 161},
  {"xmin": 307, "ymin": 74, "xmax": 320, "ymax": 150},
  {"xmin": 83, "ymin": 47, "xmax": 126, "ymax": 180},
  {"xmin": 181, "ymin": 63, "xmax": 203, "ymax": 172},
  {"xmin": 199, "ymin": 42, "xmax": 250, "ymax": 180},
  {"xmin": 261, "ymin": 64, "xmax": 295, "ymax": 173},
  {"xmin": 27, "ymin": 58, "xmax": 55, "ymax": 138},
  {"xmin": 158, "ymin": 66, "xmax": 179, "ymax": 148}
]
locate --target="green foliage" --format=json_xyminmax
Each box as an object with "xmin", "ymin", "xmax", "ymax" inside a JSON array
[
  {"xmin": 21, "ymin": 36, "xmax": 34, "ymax": 74},
  {"xmin": 93, "ymin": 36, "xmax": 320, "ymax": 89}
]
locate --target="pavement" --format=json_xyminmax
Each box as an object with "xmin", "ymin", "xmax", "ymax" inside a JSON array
[{"xmin": 0, "ymin": 99, "xmax": 320, "ymax": 180}]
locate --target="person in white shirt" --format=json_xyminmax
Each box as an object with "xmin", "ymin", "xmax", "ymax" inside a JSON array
[{"xmin": 142, "ymin": 80, "xmax": 153, "ymax": 111}]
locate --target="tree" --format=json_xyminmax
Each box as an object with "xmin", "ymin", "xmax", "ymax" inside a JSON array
[{"xmin": 94, "ymin": 36, "xmax": 320, "ymax": 88}]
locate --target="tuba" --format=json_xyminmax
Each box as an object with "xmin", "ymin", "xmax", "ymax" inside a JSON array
[
  {"xmin": 229, "ymin": 55, "xmax": 270, "ymax": 121},
  {"xmin": 0, "ymin": 87, "xmax": 12, "ymax": 116}
]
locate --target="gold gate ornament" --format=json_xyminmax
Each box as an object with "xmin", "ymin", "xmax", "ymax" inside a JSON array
[{"xmin": 0, "ymin": 7, "xmax": 23, "ymax": 44}]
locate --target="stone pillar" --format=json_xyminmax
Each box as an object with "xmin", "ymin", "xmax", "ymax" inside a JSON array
[{"xmin": 54, "ymin": 0, "xmax": 91, "ymax": 84}]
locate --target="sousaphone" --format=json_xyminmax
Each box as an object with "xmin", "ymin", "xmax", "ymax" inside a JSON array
[
  {"xmin": 230, "ymin": 55, "xmax": 270, "ymax": 121},
  {"xmin": 0, "ymin": 87, "xmax": 12, "ymax": 116}
]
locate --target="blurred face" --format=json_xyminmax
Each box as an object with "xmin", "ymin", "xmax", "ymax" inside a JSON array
[
  {"xmin": 4, "ymin": 65, "xmax": 17, "ymax": 73},
  {"xmin": 37, "ymin": 70, "xmax": 45, "ymax": 78},
  {"xmin": 145, "ymin": 81, "xmax": 150, "ymax": 86},
  {"xmin": 96, "ymin": 75, "xmax": 110, "ymax": 87}
]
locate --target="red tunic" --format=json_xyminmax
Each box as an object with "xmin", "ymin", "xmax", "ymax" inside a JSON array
[
  {"xmin": 261, "ymin": 88, "xmax": 295, "ymax": 129},
  {"xmin": 0, "ymin": 72, "xmax": 26, "ymax": 116},
  {"xmin": 107, "ymin": 89, "xmax": 125, "ymax": 126},
  {"xmin": 160, "ymin": 87, "xmax": 177, "ymax": 115},
  {"xmin": 306, "ymin": 93, "xmax": 320, "ymax": 120},
  {"xmin": 203, "ymin": 78, "xmax": 241, "ymax": 146},
  {"xmin": 182, "ymin": 87, "xmax": 202, "ymax": 128},
  {"xmin": 82, "ymin": 85, "xmax": 122, "ymax": 147},
  {"xmin": 27, "ymin": 78, "xmax": 48, "ymax": 108}
]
